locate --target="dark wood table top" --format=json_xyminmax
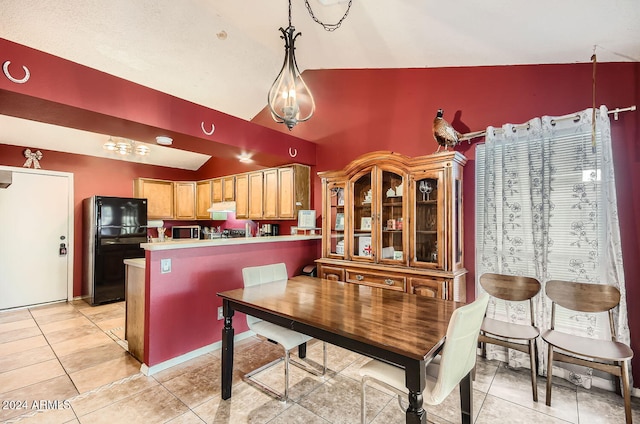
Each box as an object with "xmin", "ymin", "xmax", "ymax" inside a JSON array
[{"xmin": 218, "ymin": 275, "xmax": 463, "ymax": 361}]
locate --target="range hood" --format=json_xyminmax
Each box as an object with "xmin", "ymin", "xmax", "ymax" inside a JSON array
[
  {"xmin": 206, "ymin": 201, "xmax": 236, "ymax": 220},
  {"xmin": 207, "ymin": 201, "xmax": 236, "ymax": 213},
  {"xmin": 0, "ymin": 171, "xmax": 12, "ymax": 188}
]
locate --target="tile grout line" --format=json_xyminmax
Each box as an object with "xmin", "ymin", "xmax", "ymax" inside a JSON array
[
  {"xmin": 1, "ymin": 307, "xmax": 83, "ymax": 424},
  {"xmin": 2, "ymin": 372, "xmax": 147, "ymax": 424},
  {"xmin": 3, "ymin": 302, "xmax": 141, "ymax": 424}
]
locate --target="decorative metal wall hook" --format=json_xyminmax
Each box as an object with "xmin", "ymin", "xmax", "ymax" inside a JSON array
[
  {"xmin": 3, "ymin": 61, "xmax": 30, "ymax": 84},
  {"xmin": 201, "ymin": 121, "xmax": 215, "ymax": 136}
]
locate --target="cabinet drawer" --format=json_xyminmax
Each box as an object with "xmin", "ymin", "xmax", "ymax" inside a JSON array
[
  {"xmin": 408, "ymin": 277, "xmax": 446, "ymax": 299},
  {"xmin": 319, "ymin": 265, "xmax": 345, "ymax": 282},
  {"xmin": 346, "ymin": 269, "xmax": 405, "ymax": 291}
]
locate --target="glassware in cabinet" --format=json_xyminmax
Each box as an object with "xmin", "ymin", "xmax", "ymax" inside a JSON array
[
  {"xmin": 352, "ymin": 172, "xmax": 373, "ymax": 259},
  {"xmin": 412, "ymin": 174, "xmax": 442, "ymax": 268},
  {"xmin": 380, "ymin": 170, "xmax": 405, "ymax": 262},
  {"xmin": 327, "ymin": 183, "xmax": 346, "ymax": 257}
]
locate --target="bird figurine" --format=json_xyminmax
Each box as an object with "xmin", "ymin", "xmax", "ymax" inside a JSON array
[{"xmin": 432, "ymin": 109, "xmax": 463, "ymax": 152}]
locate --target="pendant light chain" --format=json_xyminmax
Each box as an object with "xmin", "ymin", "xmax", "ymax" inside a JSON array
[{"xmin": 304, "ymin": 0, "xmax": 353, "ymax": 31}]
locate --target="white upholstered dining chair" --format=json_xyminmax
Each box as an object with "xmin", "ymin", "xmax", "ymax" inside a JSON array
[
  {"xmin": 358, "ymin": 293, "xmax": 489, "ymax": 424},
  {"xmin": 242, "ymin": 263, "xmax": 327, "ymax": 402}
]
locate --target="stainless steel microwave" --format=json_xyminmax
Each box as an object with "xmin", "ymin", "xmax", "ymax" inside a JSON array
[{"xmin": 171, "ymin": 225, "xmax": 200, "ymax": 240}]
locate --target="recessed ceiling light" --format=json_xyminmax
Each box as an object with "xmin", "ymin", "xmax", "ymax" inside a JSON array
[
  {"xmin": 156, "ymin": 136, "xmax": 173, "ymax": 146},
  {"xmin": 238, "ymin": 153, "xmax": 253, "ymax": 163}
]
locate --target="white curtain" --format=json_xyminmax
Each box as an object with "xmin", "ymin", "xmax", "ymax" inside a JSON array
[{"xmin": 475, "ymin": 106, "xmax": 631, "ymax": 389}]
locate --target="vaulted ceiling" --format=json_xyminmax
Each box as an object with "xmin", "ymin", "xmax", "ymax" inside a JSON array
[{"xmin": 2, "ymin": 0, "xmax": 639, "ymax": 168}]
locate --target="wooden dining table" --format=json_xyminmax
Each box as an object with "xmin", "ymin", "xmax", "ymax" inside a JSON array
[{"xmin": 217, "ymin": 275, "xmax": 467, "ymax": 424}]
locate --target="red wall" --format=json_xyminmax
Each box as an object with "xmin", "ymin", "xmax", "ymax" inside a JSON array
[
  {"xmin": 0, "ymin": 144, "xmax": 198, "ymax": 297},
  {"xmin": 2, "ymin": 61, "xmax": 639, "ymax": 382},
  {"xmin": 144, "ymin": 239, "xmax": 321, "ymax": 366},
  {"xmin": 0, "ymin": 38, "xmax": 316, "ymax": 168},
  {"xmin": 302, "ymin": 63, "xmax": 640, "ymax": 383}
]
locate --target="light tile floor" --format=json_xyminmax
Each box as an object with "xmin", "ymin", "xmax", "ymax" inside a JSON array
[{"xmin": 1, "ymin": 300, "xmax": 638, "ymax": 423}]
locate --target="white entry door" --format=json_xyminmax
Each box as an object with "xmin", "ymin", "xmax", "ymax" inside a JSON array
[{"xmin": 0, "ymin": 168, "xmax": 72, "ymax": 310}]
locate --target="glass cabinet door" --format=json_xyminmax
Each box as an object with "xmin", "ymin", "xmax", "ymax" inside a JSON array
[
  {"xmin": 412, "ymin": 173, "xmax": 443, "ymax": 268},
  {"xmin": 327, "ymin": 182, "xmax": 346, "ymax": 257},
  {"xmin": 380, "ymin": 170, "xmax": 405, "ymax": 262},
  {"xmin": 351, "ymin": 171, "xmax": 373, "ymax": 259}
]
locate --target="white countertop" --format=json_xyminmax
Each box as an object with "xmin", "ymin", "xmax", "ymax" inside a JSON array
[
  {"xmin": 124, "ymin": 258, "xmax": 146, "ymax": 268},
  {"xmin": 140, "ymin": 234, "xmax": 322, "ymax": 251}
]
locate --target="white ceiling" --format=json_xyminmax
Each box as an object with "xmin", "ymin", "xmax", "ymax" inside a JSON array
[
  {"xmin": 2, "ymin": 0, "xmax": 639, "ymax": 168},
  {"xmin": 0, "ymin": 115, "xmax": 211, "ymax": 170}
]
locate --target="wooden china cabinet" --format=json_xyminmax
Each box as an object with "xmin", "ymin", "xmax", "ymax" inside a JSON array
[{"xmin": 316, "ymin": 151, "xmax": 467, "ymax": 301}]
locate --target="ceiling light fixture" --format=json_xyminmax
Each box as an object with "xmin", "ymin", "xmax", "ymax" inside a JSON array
[
  {"xmin": 103, "ymin": 136, "xmax": 150, "ymax": 156},
  {"xmin": 238, "ymin": 153, "xmax": 253, "ymax": 163},
  {"xmin": 267, "ymin": 0, "xmax": 352, "ymax": 130},
  {"xmin": 267, "ymin": 0, "xmax": 315, "ymax": 131},
  {"xmin": 155, "ymin": 135, "xmax": 173, "ymax": 146}
]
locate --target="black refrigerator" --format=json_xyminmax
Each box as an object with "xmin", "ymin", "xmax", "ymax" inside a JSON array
[{"xmin": 83, "ymin": 196, "xmax": 147, "ymax": 305}]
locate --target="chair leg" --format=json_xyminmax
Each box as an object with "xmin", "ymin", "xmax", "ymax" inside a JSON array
[
  {"xmin": 621, "ymin": 360, "xmax": 632, "ymax": 424},
  {"xmin": 284, "ymin": 349, "xmax": 290, "ymax": 401},
  {"xmin": 529, "ymin": 339, "xmax": 538, "ymax": 402},
  {"xmin": 290, "ymin": 342, "xmax": 327, "ymax": 376},
  {"xmin": 361, "ymin": 377, "xmax": 368, "ymax": 424},
  {"xmin": 322, "ymin": 342, "xmax": 327, "ymax": 375},
  {"xmin": 545, "ymin": 345, "xmax": 554, "ymax": 406},
  {"xmin": 243, "ymin": 355, "xmax": 289, "ymax": 401}
]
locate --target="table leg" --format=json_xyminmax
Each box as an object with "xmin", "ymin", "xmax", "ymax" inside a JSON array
[
  {"xmin": 298, "ymin": 342, "xmax": 307, "ymax": 359},
  {"xmin": 405, "ymin": 361, "xmax": 426, "ymax": 424},
  {"xmin": 459, "ymin": 371, "xmax": 473, "ymax": 424},
  {"xmin": 221, "ymin": 299, "xmax": 234, "ymax": 400},
  {"xmin": 406, "ymin": 392, "xmax": 426, "ymax": 424}
]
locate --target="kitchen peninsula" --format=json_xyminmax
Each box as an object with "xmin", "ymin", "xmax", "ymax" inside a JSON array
[{"xmin": 126, "ymin": 235, "xmax": 321, "ymax": 375}]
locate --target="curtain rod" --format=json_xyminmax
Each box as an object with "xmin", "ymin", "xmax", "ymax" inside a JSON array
[{"xmin": 459, "ymin": 105, "xmax": 637, "ymax": 141}]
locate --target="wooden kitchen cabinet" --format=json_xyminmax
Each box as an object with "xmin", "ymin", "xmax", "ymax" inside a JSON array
[
  {"xmin": 210, "ymin": 176, "xmax": 234, "ymax": 204},
  {"xmin": 263, "ymin": 169, "xmax": 278, "ymax": 219},
  {"xmin": 235, "ymin": 174, "xmax": 249, "ymax": 219},
  {"xmin": 136, "ymin": 164, "xmax": 309, "ymax": 222},
  {"xmin": 278, "ymin": 165, "xmax": 310, "ymax": 219},
  {"xmin": 248, "ymin": 171, "xmax": 264, "ymax": 219},
  {"xmin": 174, "ymin": 181, "xmax": 196, "ymax": 219},
  {"xmin": 196, "ymin": 180, "xmax": 212, "ymax": 219},
  {"xmin": 211, "ymin": 178, "xmax": 223, "ymax": 203},
  {"xmin": 133, "ymin": 178, "xmax": 174, "ymax": 219},
  {"xmin": 223, "ymin": 176, "xmax": 235, "ymax": 201},
  {"xmin": 316, "ymin": 151, "xmax": 467, "ymax": 301},
  {"xmin": 125, "ymin": 260, "xmax": 145, "ymax": 362},
  {"xmin": 250, "ymin": 164, "xmax": 312, "ymax": 221}
]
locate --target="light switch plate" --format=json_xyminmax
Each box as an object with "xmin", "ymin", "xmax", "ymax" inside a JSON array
[
  {"xmin": 217, "ymin": 306, "xmax": 224, "ymax": 320},
  {"xmin": 161, "ymin": 258, "xmax": 171, "ymax": 273}
]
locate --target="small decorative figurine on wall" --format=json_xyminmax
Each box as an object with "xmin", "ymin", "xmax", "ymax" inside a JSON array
[{"xmin": 23, "ymin": 149, "xmax": 43, "ymax": 169}]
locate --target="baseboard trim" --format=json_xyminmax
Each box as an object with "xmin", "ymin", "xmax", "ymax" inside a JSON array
[{"xmin": 139, "ymin": 330, "xmax": 255, "ymax": 376}]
